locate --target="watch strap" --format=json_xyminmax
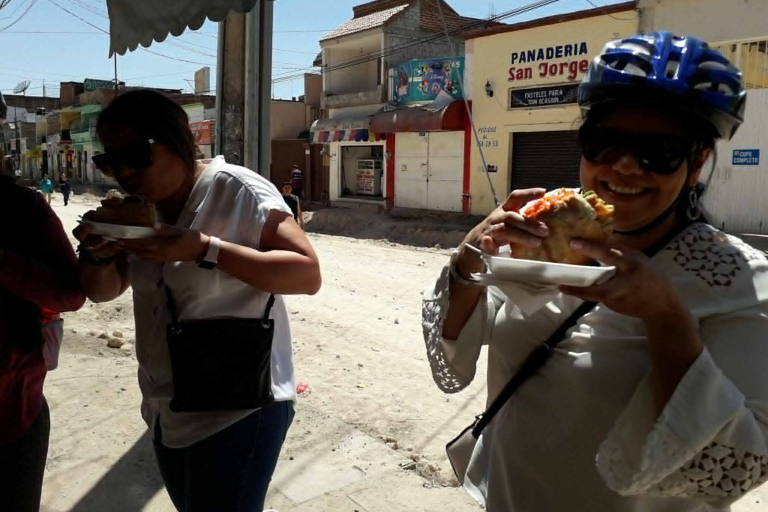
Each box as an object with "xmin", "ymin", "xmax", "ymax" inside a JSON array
[{"xmin": 198, "ymin": 235, "xmax": 221, "ymax": 269}]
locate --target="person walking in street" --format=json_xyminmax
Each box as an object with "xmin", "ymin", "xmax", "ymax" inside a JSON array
[
  {"xmin": 58, "ymin": 172, "xmax": 71, "ymax": 206},
  {"xmin": 38, "ymin": 174, "xmax": 53, "ymax": 204},
  {"xmin": 281, "ymin": 182, "xmax": 304, "ymax": 230},
  {"xmin": 423, "ymin": 32, "xmax": 768, "ymax": 511},
  {"xmin": 290, "ymin": 164, "xmax": 304, "ymax": 199},
  {"xmin": 0, "ymin": 174, "xmax": 86, "ymax": 512},
  {"xmin": 75, "ymin": 89, "xmax": 321, "ymax": 512}
]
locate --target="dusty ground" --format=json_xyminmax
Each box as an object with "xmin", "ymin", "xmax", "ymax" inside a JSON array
[
  {"xmin": 40, "ymin": 191, "xmax": 767, "ymax": 512},
  {"xmin": 41, "ymin": 191, "xmax": 487, "ymax": 512}
]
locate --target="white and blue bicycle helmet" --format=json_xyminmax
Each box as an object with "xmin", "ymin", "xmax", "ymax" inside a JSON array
[{"xmin": 578, "ymin": 31, "xmax": 746, "ymax": 141}]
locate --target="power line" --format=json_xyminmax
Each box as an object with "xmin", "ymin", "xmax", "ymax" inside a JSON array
[
  {"xmin": 275, "ymin": 47, "xmax": 319, "ymax": 55},
  {"xmin": 0, "ymin": 0, "xmax": 38, "ymax": 31},
  {"xmin": 310, "ymin": 0, "xmax": 565, "ymax": 84},
  {"xmin": 0, "ymin": 29, "xmax": 104, "ymax": 33},
  {"xmin": 48, "ymin": 0, "xmax": 106, "ymax": 33},
  {"xmin": 272, "ymin": 0, "xmax": 516, "ymax": 84},
  {"xmin": 434, "ymin": 0, "xmax": 501, "ymax": 207},
  {"xmin": 0, "ymin": 0, "xmax": 28, "ymax": 20},
  {"xmin": 271, "ymin": 0, "xmax": 564, "ymax": 85},
  {"xmin": 581, "ymin": 0, "xmax": 637, "ymax": 21},
  {"xmin": 48, "ymin": 0, "xmax": 216, "ymax": 66},
  {"xmin": 140, "ymin": 47, "xmax": 214, "ymax": 66},
  {"xmin": 65, "ymin": 0, "xmax": 106, "ymax": 18}
]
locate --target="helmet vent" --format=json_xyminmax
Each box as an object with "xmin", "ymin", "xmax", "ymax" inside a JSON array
[
  {"xmin": 666, "ymin": 58, "xmax": 681, "ymax": 79},
  {"xmin": 618, "ymin": 42, "xmax": 652, "ymax": 56},
  {"xmin": 698, "ymin": 60, "xmax": 729, "ymax": 72},
  {"xmin": 694, "ymin": 81, "xmax": 736, "ymax": 95}
]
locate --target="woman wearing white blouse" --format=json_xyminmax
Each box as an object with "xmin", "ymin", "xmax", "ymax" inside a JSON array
[
  {"xmin": 424, "ymin": 32, "xmax": 768, "ymax": 511},
  {"xmin": 75, "ymin": 90, "xmax": 321, "ymax": 512}
]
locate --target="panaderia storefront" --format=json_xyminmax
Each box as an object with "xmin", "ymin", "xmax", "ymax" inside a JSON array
[{"xmin": 465, "ymin": 2, "xmax": 638, "ymax": 215}]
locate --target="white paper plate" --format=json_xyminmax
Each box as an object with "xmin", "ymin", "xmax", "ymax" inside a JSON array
[
  {"xmin": 81, "ymin": 220, "xmax": 155, "ymax": 241},
  {"xmin": 482, "ymin": 254, "xmax": 616, "ymax": 287}
]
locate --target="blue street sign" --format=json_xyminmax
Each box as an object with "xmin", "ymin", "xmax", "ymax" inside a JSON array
[{"xmin": 733, "ymin": 149, "xmax": 760, "ymax": 165}]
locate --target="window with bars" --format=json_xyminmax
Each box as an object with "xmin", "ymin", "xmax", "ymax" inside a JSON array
[{"xmin": 712, "ymin": 38, "xmax": 768, "ymax": 90}]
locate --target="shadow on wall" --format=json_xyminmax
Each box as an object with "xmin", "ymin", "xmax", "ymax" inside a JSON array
[{"xmin": 66, "ymin": 431, "xmax": 167, "ymax": 512}]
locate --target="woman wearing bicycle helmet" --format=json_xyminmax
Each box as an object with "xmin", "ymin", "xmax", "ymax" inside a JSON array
[{"xmin": 423, "ymin": 32, "xmax": 767, "ymax": 511}]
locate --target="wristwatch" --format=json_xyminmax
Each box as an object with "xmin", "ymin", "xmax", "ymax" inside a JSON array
[{"xmin": 197, "ymin": 235, "xmax": 221, "ymax": 270}]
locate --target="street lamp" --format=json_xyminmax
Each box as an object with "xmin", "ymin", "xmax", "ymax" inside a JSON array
[{"xmin": 13, "ymin": 80, "xmax": 30, "ymax": 176}]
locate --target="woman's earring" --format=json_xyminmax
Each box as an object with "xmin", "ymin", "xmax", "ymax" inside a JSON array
[{"xmin": 687, "ymin": 187, "xmax": 702, "ymax": 221}]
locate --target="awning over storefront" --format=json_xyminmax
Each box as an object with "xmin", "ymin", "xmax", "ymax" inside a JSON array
[
  {"xmin": 370, "ymin": 99, "xmax": 467, "ymax": 133},
  {"xmin": 309, "ymin": 116, "xmax": 384, "ymax": 144},
  {"xmin": 106, "ymin": 0, "xmax": 258, "ymax": 56}
]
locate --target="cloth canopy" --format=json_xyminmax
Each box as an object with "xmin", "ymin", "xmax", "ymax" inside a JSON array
[{"xmin": 106, "ymin": 0, "xmax": 259, "ymax": 56}]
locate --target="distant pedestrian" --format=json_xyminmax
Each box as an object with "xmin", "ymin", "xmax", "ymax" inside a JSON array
[
  {"xmin": 58, "ymin": 173, "xmax": 71, "ymax": 206},
  {"xmin": 38, "ymin": 174, "xmax": 52, "ymax": 204},
  {"xmin": 282, "ymin": 182, "xmax": 304, "ymax": 230},
  {"xmin": 290, "ymin": 164, "xmax": 303, "ymax": 199}
]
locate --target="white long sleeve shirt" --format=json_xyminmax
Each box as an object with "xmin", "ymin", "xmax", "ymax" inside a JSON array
[
  {"xmin": 422, "ymin": 223, "xmax": 768, "ymax": 511},
  {"xmin": 130, "ymin": 156, "xmax": 297, "ymax": 449}
]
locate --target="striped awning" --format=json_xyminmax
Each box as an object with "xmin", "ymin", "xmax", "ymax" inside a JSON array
[
  {"xmin": 309, "ymin": 116, "xmax": 384, "ymax": 144},
  {"xmin": 106, "ymin": 0, "xmax": 258, "ymax": 56}
]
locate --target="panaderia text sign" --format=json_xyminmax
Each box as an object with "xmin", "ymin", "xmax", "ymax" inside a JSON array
[{"xmin": 509, "ymin": 42, "xmax": 590, "ymax": 83}]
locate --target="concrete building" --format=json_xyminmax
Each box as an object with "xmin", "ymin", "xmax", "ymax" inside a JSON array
[
  {"xmin": 639, "ymin": 0, "xmax": 768, "ymax": 233},
  {"xmin": 312, "ymin": 0, "xmax": 492, "ymax": 209},
  {"xmin": 464, "ymin": 2, "xmax": 638, "ymax": 215}
]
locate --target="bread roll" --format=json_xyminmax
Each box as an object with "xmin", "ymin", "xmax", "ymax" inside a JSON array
[
  {"xmin": 511, "ymin": 189, "xmax": 614, "ymax": 265},
  {"xmin": 88, "ymin": 194, "xmax": 158, "ymax": 227}
]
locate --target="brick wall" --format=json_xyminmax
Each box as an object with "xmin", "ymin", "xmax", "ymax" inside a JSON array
[
  {"xmin": 4, "ymin": 95, "xmax": 61, "ymax": 112},
  {"xmin": 383, "ymin": 1, "xmax": 464, "ymax": 69}
]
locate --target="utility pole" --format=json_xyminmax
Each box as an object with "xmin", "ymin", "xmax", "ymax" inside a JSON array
[
  {"xmin": 215, "ymin": 0, "xmax": 274, "ymax": 178},
  {"xmin": 114, "ymin": 53, "xmax": 118, "ymax": 94}
]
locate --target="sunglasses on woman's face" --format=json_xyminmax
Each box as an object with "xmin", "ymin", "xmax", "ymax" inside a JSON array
[
  {"xmin": 579, "ymin": 127, "xmax": 696, "ymax": 175},
  {"xmin": 92, "ymin": 138, "xmax": 155, "ymax": 177}
]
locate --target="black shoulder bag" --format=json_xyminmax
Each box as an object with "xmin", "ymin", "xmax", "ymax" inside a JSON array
[{"xmin": 164, "ymin": 286, "xmax": 276, "ymax": 412}]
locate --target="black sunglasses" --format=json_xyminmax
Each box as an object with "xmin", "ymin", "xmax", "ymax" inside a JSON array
[
  {"xmin": 579, "ymin": 126, "xmax": 696, "ymax": 175},
  {"xmin": 92, "ymin": 138, "xmax": 155, "ymax": 177}
]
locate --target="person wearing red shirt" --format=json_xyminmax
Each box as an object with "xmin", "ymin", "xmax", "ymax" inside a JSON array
[{"xmin": 0, "ymin": 174, "xmax": 85, "ymax": 511}]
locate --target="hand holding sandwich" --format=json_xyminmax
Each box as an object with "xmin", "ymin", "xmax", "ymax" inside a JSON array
[
  {"xmin": 455, "ymin": 188, "xmax": 550, "ymax": 278},
  {"xmin": 118, "ymin": 223, "xmax": 208, "ymax": 263},
  {"xmin": 559, "ymin": 239, "xmax": 685, "ymax": 322}
]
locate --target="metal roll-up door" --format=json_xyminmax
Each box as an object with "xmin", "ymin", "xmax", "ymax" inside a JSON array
[{"xmin": 511, "ymin": 130, "xmax": 582, "ymax": 192}]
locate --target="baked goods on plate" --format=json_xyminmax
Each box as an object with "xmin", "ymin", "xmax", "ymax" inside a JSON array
[
  {"xmin": 81, "ymin": 191, "xmax": 158, "ymax": 240},
  {"xmin": 511, "ymin": 188, "xmax": 614, "ymax": 265}
]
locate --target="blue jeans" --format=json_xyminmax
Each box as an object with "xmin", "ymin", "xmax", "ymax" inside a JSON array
[{"xmin": 153, "ymin": 401, "xmax": 295, "ymax": 512}]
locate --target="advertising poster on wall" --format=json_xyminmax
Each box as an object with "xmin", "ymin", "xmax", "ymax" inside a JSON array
[{"xmin": 395, "ymin": 58, "xmax": 464, "ymax": 103}]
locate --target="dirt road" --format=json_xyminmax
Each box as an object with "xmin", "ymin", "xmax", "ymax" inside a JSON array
[
  {"xmin": 40, "ymin": 192, "xmax": 766, "ymax": 512},
  {"xmin": 41, "ymin": 193, "xmax": 486, "ymax": 512}
]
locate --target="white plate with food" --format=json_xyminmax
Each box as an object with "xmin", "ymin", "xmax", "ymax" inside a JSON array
[
  {"xmin": 470, "ymin": 188, "xmax": 617, "ymax": 288},
  {"xmin": 481, "ymin": 254, "xmax": 616, "ymax": 287},
  {"xmin": 79, "ymin": 190, "xmax": 158, "ymax": 241},
  {"xmin": 80, "ymin": 220, "xmax": 156, "ymax": 241}
]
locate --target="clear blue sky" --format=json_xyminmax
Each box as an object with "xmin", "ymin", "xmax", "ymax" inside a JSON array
[{"xmin": 0, "ymin": 0, "xmax": 627, "ymax": 100}]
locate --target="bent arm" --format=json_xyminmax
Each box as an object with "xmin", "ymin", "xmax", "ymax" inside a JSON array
[
  {"xmin": 216, "ymin": 209, "xmax": 321, "ymax": 295},
  {"xmin": 78, "ymin": 254, "xmax": 130, "ymax": 303},
  {"xmin": 0, "ymin": 205, "xmax": 85, "ymax": 312}
]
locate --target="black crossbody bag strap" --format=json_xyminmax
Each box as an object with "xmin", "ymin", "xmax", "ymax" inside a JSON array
[
  {"xmin": 471, "ymin": 300, "xmax": 596, "ymax": 437},
  {"xmin": 470, "ymin": 219, "xmax": 692, "ymax": 438}
]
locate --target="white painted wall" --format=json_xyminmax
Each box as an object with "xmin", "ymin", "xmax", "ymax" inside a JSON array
[
  {"xmin": 639, "ymin": 0, "xmax": 768, "ymax": 42},
  {"xmin": 323, "ymin": 32, "xmax": 382, "ymax": 96},
  {"xmin": 703, "ymin": 89, "xmax": 768, "ymax": 234}
]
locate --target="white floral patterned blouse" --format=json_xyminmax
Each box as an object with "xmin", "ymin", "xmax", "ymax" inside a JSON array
[{"xmin": 422, "ymin": 223, "xmax": 768, "ymax": 511}]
